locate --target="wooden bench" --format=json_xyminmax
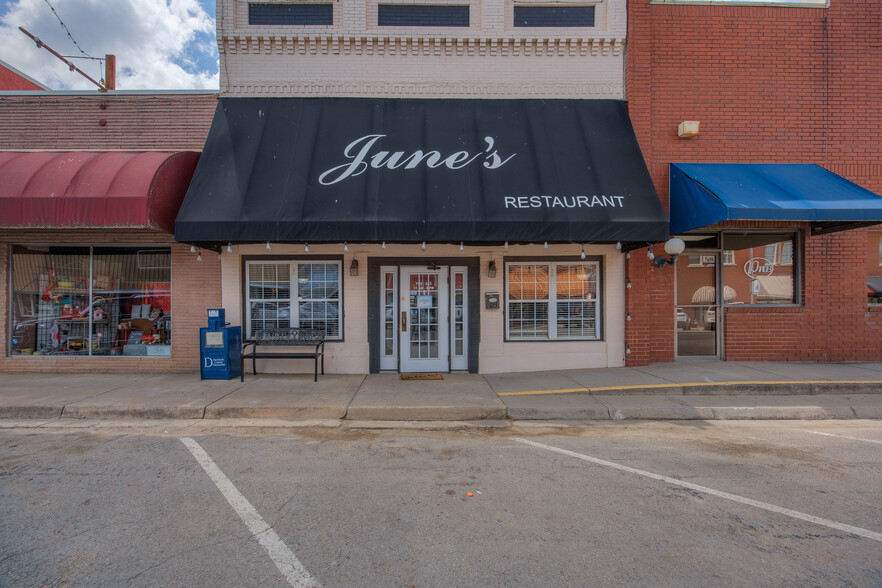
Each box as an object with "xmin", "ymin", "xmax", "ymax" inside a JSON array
[{"xmin": 241, "ymin": 328, "xmax": 325, "ymax": 382}]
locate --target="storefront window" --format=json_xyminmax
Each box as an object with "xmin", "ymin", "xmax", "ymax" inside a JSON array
[
  {"xmin": 10, "ymin": 245, "xmax": 172, "ymax": 357},
  {"xmin": 246, "ymin": 261, "xmax": 341, "ymax": 339},
  {"xmin": 506, "ymin": 262, "xmax": 600, "ymax": 340},
  {"xmin": 868, "ymin": 229, "xmax": 882, "ymax": 305},
  {"xmin": 722, "ymin": 234, "xmax": 797, "ymax": 305}
]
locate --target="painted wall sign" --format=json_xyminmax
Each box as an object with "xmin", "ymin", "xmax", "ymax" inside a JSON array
[{"xmin": 744, "ymin": 257, "xmax": 774, "ymax": 278}]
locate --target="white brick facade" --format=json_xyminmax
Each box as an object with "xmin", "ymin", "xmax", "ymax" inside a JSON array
[{"xmin": 218, "ymin": 0, "xmax": 626, "ymax": 98}]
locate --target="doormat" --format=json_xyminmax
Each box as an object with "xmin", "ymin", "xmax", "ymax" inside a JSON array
[{"xmin": 400, "ymin": 373, "xmax": 444, "ymax": 381}]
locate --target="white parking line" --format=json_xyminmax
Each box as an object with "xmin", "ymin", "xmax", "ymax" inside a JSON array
[
  {"xmin": 180, "ymin": 437, "xmax": 321, "ymax": 588},
  {"xmin": 514, "ymin": 437, "xmax": 882, "ymax": 543},
  {"xmin": 806, "ymin": 431, "xmax": 882, "ymax": 445}
]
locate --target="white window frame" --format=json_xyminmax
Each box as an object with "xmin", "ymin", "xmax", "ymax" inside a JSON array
[
  {"xmin": 245, "ymin": 259, "xmax": 342, "ymax": 340},
  {"xmin": 505, "ymin": 261, "xmax": 601, "ymax": 341}
]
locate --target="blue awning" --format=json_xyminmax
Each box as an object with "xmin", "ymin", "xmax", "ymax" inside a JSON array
[{"xmin": 669, "ymin": 163, "xmax": 882, "ymax": 235}]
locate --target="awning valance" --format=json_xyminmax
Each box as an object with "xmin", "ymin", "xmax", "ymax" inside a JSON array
[
  {"xmin": 670, "ymin": 163, "xmax": 882, "ymax": 235},
  {"xmin": 0, "ymin": 151, "xmax": 200, "ymax": 232},
  {"xmin": 174, "ymin": 98, "xmax": 667, "ymax": 245}
]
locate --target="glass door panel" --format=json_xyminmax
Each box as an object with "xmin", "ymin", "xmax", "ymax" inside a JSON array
[
  {"xmin": 676, "ymin": 254, "xmax": 719, "ymax": 357},
  {"xmin": 400, "ymin": 267, "xmax": 449, "ymax": 372}
]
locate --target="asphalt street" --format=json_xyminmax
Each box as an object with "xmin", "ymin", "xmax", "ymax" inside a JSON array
[{"xmin": 1, "ymin": 420, "xmax": 880, "ymax": 587}]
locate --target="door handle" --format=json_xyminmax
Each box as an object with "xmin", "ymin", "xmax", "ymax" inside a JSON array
[{"xmin": 401, "ymin": 311, "xmax": 407, "ymax": 332}]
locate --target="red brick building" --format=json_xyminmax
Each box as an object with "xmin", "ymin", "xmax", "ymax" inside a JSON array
[
  {"xmin": 0, "ymin": 92, "xmax": 219, "ymax": 372},
  {"xmin": 625, "ymin": 0, "xmax": 882, "ymax": 364}
]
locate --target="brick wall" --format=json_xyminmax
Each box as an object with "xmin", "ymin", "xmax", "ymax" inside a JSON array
[
  {"xmin": 0, "ymin": 93, "xmax": 216, "ymax": 151},
  {"xmin": 625, "ymin": 0, "xmax": 882, "ymax": 364}
]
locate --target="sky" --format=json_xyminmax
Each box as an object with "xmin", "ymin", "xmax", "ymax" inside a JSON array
[{"xmin": 0, "ymin": 0, "xmax": 219, "ymax": 90}]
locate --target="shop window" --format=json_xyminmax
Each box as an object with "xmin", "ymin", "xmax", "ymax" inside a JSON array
[
  {"xmin": 868, "ymin": 231, "xmax": 882, "ymax": 305},
  {"xmin": 722, "ymin": 234, "xmax": 797, "ymax": 305},
  {"xmin": 513, "ymin": 6, "xmax": 595, "ymax": 27},
  {"xmin": 506, "ymin": 262, "xmax": 600, "ymax": 340},
  {"xmin": 248, "ymin": 3, "xmax": 333, "ymax": 26},
  {"xmin": 9, "ymin": 245, "xmax": 172, "ymax": 357},
  {"xmin": 377, "ymin": 5, "xmax": 469, "ymax": 27},
  {"xmin": 246, "ymin": 261, "xmax": 341, "ymax": 339}
]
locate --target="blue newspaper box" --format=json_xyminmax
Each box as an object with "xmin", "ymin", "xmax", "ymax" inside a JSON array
[{"xmin": 200, "ymin": 309, "xmax": 242, "ymax": 380}]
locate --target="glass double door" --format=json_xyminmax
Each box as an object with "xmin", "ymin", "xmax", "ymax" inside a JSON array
[{"xmin": 380, "ymin": 265, "xmax": 468, "ymax": 373}]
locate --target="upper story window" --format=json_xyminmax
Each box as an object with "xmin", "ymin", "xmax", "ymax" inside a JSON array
[
  {"xmin": 377, "ymin": 5, "xmax": 470, "ymax": 27},
  {"xmin": 248, "ymin": 3, "xmax": 333, "ymax": 26},
  {"xmin": 513, "ymin": 6, "xmax": 596, "ymax": 27}
]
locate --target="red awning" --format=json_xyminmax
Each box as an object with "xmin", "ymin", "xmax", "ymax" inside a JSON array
[{"xmin": 0, "ymin": 151, "xmax": 199, "ymax": 232}]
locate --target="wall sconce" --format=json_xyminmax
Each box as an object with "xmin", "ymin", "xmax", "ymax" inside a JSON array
[
  {"xmin": 349, "ymin": 259, "xmax": 359, "ymax": 277},
  {"xmin": 678, "ymin": 121, "xmax": 700, "ymax": 139},
  {"xmin": 652, "ymin": 237, "xmax": 686, "ymax": 268},
  {"xmin": 488, "ymin": 260, "xmax": 497, "ymax": 278}
]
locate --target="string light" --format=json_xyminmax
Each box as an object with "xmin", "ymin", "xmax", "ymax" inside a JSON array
[
  {"xmin": 544, "ymin": 242, "xmax": 548, "ymax": 249},
  {"xmin": 460, "ymin": 242, "xmax": 464, "ymax": 251},
  {"xmin": 190, "ymin": 245, "xmax": 196, "ymax": 253},
  {"xmin": 382, "ymin": 241, "xmax": 386, "ymax": 249},
  {"xmin": 266, "ymin": 241, "xmax": 271, "ymax": 250},
  {"xmin": 196, "ymin": 250, "xmax": 202, "ymax": 262},
  {"xmin": 616, "ymin": 242, "xmax": 622, "ymax": 250},
  {"xmin": 344, "ymin": 242, "xmax": 349, "ymax": 252},
  {"xmin": 580, "ymin": 244, "xmax": 586, "ymax": 260},
  {"xmin": 421, "ymin": 241, "xmax": 426, "ymax": 250},
  {"xmin": 227, "ymin": 243, "xmax": 232, "ymax": 253},
  {"xmin": 504, "ymin": 241, "xmax": 509, "ymax": 249},
  {"xmin": 304, "ymin": 243, "xmax": 309, "ymax": 253}
]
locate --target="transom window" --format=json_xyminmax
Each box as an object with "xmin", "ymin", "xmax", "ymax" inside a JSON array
[
  {"xmin": 246, "ymin": 260, "xmax": 341, "ymax": 339},
  {"xmin": 506, "ymin": 262, "xmax": 600, "ymax": 340}
]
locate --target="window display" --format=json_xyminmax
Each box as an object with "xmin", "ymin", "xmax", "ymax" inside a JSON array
[
  {"xmin": 721, "ymin": 234, "xmax": 797, "ymax": 305},
  {"xmin": 10, "ymin": 245, "xmax": 172, "ymax": 357}
]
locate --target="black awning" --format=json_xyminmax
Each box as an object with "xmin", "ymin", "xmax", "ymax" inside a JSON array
[{"xmin": 175, "ymin": 98, "xmax": 667, "ymax": 244}]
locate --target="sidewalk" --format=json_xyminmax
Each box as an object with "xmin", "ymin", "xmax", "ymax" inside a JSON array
[{"xmin": 1, "ymin": 361, "xmax": 881, "ymax": 424}]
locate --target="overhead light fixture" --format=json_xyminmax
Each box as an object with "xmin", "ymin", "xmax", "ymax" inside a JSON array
[
  {"xmin": 304, "ymin": 242, "xmax": 309, "ymax": 253},
  {"xmin": 349, "ymin": 258, "xmax": 359, "ymax": 276},
  {"xmin": 344, "ymin": 242, "xmax": 349, "ymax": 252},
  {"xmin": 227, "ymin": 243, "xmax": 232, "ymax": 253},
  {"xmin": 652, "ymin": 237, "xmax": 686, "ymax": 268},
  {"xmin": 488, "ymin": 260, "xmax": 497, "ymax": 278}
]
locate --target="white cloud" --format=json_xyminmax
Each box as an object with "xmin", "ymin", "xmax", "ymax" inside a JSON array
[{"xmin": 0, "ymin": 0, "xmax": 219, "ymax": 90}]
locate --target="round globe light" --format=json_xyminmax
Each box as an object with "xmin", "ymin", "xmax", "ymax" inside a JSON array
[{"xmin": 664, "ymin": 237, "xmax": 686, "ymax": 257}]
